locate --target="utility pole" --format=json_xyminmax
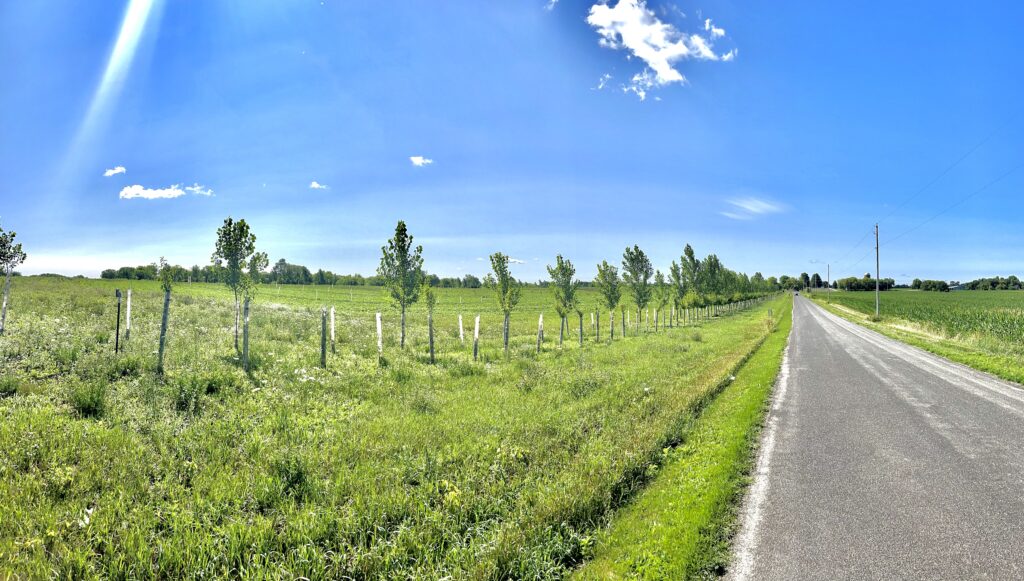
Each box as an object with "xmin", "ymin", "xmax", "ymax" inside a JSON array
[{"xmin": 874, "ymin": 223, "xmax": 880, "ymax": 317}]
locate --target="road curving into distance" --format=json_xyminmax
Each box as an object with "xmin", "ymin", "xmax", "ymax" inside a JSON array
[{"xmin": 731, "ymin": 295, "xmax": 1024, "ymax": 580}]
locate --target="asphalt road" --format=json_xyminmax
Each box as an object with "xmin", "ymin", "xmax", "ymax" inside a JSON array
[{"xmin": 731, "ymin": 296, "xmax": 1024, "ymax": 580}]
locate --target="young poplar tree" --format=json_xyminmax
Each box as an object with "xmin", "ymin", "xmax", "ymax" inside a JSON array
[
  {"xmin": 0, "ymin": 225, "xmax": 27, "ymax": 335},
  {"xmin": 546, "ymin": 255, "xmax": 578, "ymax": 347},
  {"xmin": 594, "ymin": 260, "xmax": 621, "ymax": 340},
  {"xmin": 423, "ymin": 280, "xmax": 437, "ymax": 364},
  {"xmin": 212, "ymin": 217, "xmax": 258, "ymax": 351},
  {"xmin": 241, "ymin": 251, "xmax": 268, "ymax": 372},
  {"xmin": 622, "ymin": 245, "xmax": 653, "ymax": 333},
  {"xmin": 653, "ymin": 270, "xmax": 670, "ymax": 331},
  {"xmin": 488, "ymin": 252, "xmax": 521, "ymax": 355},
  {"xmin": 377, "ymin": 220, "xmax": 424, "ymax": 348},
  {"xmin": 669, "ymin": 258, "xmax": 689, "ymax": 326}
]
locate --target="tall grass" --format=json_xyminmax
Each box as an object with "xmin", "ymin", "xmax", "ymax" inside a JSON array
[{"xmin": 0, "ymin": 277, "xmax": 782, "ymax": 578}]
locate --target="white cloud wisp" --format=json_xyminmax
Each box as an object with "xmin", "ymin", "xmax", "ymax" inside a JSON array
[
  {"xmin": 410, "ymin": 156, "xmax": 434, "ymax": 167},
  {"xmin": 103, "ymin": 166, "xmax": 126, "ymax": 177},
  {"xmin": 587, "ymin": 0, "xmax": 736, "ymax": 100}
]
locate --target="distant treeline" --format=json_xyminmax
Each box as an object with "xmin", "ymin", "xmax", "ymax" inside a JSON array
[
  {"xmin": 833, "ymin": 275, "xmax": 897, "ymax": 292},
  {"xmin": 910, "ymin": 279, "xmax": 951, "ymax": 292},
  {"xmin": 960, "ymin": 276, "xmax": 1023, "ymax": 291},
  {"xmin": 100, "ymin": 259, "xmax": 490, "ymax": 288}
]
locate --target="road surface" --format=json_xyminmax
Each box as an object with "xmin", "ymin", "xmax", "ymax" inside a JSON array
[{"xmin": 731, "ymin": 296, "xmax": 1024, "ymax": 580}]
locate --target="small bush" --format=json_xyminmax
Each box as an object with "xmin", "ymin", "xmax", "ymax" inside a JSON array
[
  {"xmin": 0, "ymin": 376, "xmax": 20, "ymax": 397},
  {"xmin": 274, "ymin": 455, "xmax": 311, "ymax": 498},
  {"xmin": 70, "ymin": 380, "xmax": 106, "ymax": 418},
  {"xmin": 108, "ymin": 355, "xmax": 143, "ymax": 380},
  {"xmin": 690, "ymin": 332, "xmax": 703, "ymax": 342},
  {"xmin": 174, "ymin": 377, "xmax": 203, "ymax": 415}
]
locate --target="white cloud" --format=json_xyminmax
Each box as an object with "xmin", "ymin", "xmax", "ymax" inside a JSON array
[
  {"xmin": 509, "ymin": 257, "xmax": 527, "ymax": 264},
  {"xmin": 184, "ymin": 183, "xmax": 213, "ymax": 196},
  {"xmin": 704, "ymin": 18, "xmax": 725, "ymax": 38},
  {"xmin": 309, "ymin": 181, "xmax": 329, "ymax": 189},
  {"xmin": 544, "ymin": 0, "xmax": 558, "ymax": 11},
  {"xmin": 594, "ymin": 73, "xmax": 613, "ymax": 90},
  {"xmin": 103, "ymin": 166, "xmax": 126, "ymax": 177},
  {"xmin": 410, "ymin": 156, "xmax": 434, "ymax": 167},
  {"xmin": 119, "ymin": 184, "xmax": 185, "ymax": 200},
  {"xmin": 721, "ymin": 196, "xmax": 784, "ymax": 220},
  {"xmin": 587, "ymin": 0, "xmax": 735, "ymax": 99},
  {"xmin": 119, "ymin": 182, "xmax": 215, "ymax": 200}
]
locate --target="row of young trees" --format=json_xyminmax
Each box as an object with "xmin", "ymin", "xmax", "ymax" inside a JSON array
[
  {"xmin": 0, "ymin": 217, "xmax": 773, "ymax": 374},
  {"xmin": 376, "ymin": 223, "xmax": 773, "ymax": 356}
]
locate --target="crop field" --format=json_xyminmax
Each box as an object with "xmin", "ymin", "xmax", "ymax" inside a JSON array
[
  {"xmin": 810, "ymin": 289, "xmax": 1024, "ymax": 385},
  {"xmin": 0, "ymin": 276, "xmax": 784, "ymax": 578},
  {"xmin": 810, "ymin": 289, "xmax": 1024, "ymax": 348}
]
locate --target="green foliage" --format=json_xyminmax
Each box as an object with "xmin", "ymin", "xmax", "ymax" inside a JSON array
[
  {"xmin": 622, "ymin": 245, "xmax": 653, "ymax": 311},
  {"xmin": 174, "ymin": 376, "xmax": 203, "ymax": 415},
  {"xmin": 594, "ymin": 261, "xmax": 621, "ymax": 311},
  {"xmin": 0, "ymin": 376, "xmax": 19, "ymax": 397},
  {"xmin": 69, "ymin": 379, "xmax": 106, "ymax": 418},
  {"xmin": 488, "ymin": 252, "xmax": 522, "ymax": 316},
  {"xmin": 158, "ymin": 256, "xmax": 173, "ymax": 293},
  {"xmin": 547, "ymin": 255, "xmax": 579, "ymax": 318},
  {"xmin": 378, "ymin": 220, "xmax": 424, "ymax": 310},
  {"xmin": 211, "ymin": 216, "xmax": 258, "ymax": 301},
  {"xmin": 0, "ymin": 224, "xmax": 27, "ymax": 273}
]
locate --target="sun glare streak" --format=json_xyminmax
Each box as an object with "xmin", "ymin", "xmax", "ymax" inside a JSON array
[{"xmin": 76, "ymin": 0, "xmax": 158, "ymax": 142}]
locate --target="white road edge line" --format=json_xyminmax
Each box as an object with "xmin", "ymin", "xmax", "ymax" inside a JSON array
[{"xmin": 729, "ymin": 306, "xmax": 795, "ymax": 581}]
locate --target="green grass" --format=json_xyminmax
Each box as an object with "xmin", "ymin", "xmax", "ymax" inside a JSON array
[
  {"xmin": 0, "ymin": 276, "xmax": 783, "ymax": 578},
  {"xmin": 809, "ymin": 289, "xmax": 1024, "ymax": 384},
  {"xmin": 574, "ymin": 298, "xmax": 792, "ymax": 580}
]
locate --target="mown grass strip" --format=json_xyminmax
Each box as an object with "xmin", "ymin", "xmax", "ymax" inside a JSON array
[{"xmin": 574, "ymin": 297, "xmax": 792, "ymax": 580}]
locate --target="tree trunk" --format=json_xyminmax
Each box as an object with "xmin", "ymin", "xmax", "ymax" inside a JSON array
[
  {"xmin": 428, "ymin": 312, "xmax": 435, "ymax": 364},
  {"xmin": 401, "ymin": 305, "xmax": 407, "ymax": 349},
  {"xmin": 234, "ymin": 295, "xmax": 240, "ymax": 352},
  {"xmin": 503, "ymin": 313, "xmax": 510, "ymax": 355},
  {"xmin": 158, "ymin": 290, "xmax": 171, "ymax": 374},
  {"xmin": 0, "ymin": 267, "xmax": 11, "ymax": 335},
  {"xmin": 242, "ymin": 298, "xmax": 251, "ymax": 372},
  {"xmin": 578, "ymin": 313, "xmax": 583, "ymax": 347},
  {"xmin": 559, "ymin": 316, "xmax": 565, "ymax": 347}
]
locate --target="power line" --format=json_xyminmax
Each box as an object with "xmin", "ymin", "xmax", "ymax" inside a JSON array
[
  {"xmin": 878, "ymin": 125, "xmax": 1005, "ymax": 225},
  {"xmin": 882, "ymin": 161, "xmax": 1024, "ymax": 249}
]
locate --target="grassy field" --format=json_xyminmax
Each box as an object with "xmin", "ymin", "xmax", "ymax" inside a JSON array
[
  {"xmin": 576, "ymin": 297, "xmax": 791, "ymax": 579},
  {"xmin": 0, "ymin": 276, "xmax": 784, "ymax": 578},
  {"xmin": 809, "ymin": 289, "xmax": 1024, "ymax": 384}
]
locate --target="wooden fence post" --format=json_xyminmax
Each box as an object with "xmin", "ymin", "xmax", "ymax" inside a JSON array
[
  {"xmin": 158, "ymin": 290, "xmax": 171, "ymax": 374},
  {"xmin": 330, "ymin": 306, "xmax": 336, "ymax": 354},
  {"xmin": 114, "ymin": 289, "xmax": 122, "ymax": 354},
  {"xmin": 537, "ymin": 313, "xmax": 543, "ymax": 353},
  {"xmin": 125, "ymin": 289, "xmax": 132, "ymax": 340},
  {"xmin": 473, "ymin": 315, "xmax": 480, "ymax": 361},
  {"xmin": 320, "ymin": 307, "xmax": 327, "ymax": 369},
  {"xmin": 375, "ymin": 312, "xmax": 383, "ymax": 362},
  {"xmin": 242, "ymin": 298, "xmax": 250, "ymax": 372}
]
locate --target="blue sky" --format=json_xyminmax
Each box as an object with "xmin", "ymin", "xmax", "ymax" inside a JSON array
[{"xmin": 1, "ymin": 0, "xmax": 1022, "ymax": 283}]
